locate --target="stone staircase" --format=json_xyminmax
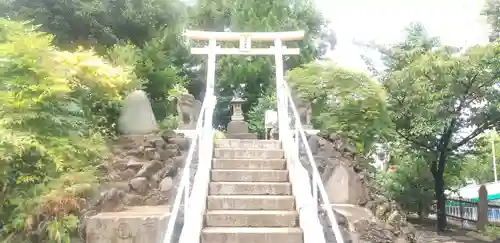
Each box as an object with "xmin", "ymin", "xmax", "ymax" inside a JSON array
[{"xmin": 201, "ymin": 139, "xmax": 303, "ymax": 243}]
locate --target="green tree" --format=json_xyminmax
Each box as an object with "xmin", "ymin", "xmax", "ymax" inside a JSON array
[
  {"xmin": 286, "ymin": 61, "xmax": 390, "ymax": 155},
  {"xmin": 187, "ymin": 0, "xmax": 336, "ymax": 128},
  {"xmin": 0, "ymin": 0, "xmax": 188, "ymax": 49},
  {"xmin": 461, "ymin": 131, "xmax": 500, "ymax": 184},
  {"xmin": 0, "ymin": 0, "xmax": 194, "ymax": 120},
  {"xmin": 482, "ymin": 0, "xmax": 500, "ymax": 42},
  {"xmin": 375, "ymin": 25, "xmax": 500, "ymax": 230},
  {"xmin": 0, "ymin": 19, "xmax": 137, "ymax": 242}
]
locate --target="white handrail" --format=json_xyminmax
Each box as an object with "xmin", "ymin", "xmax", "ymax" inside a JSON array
[
  {"xmin": 162, "ymin": 94, "xmax": 216, "ymax": 243},
  {"xmin": 281, "ymin": 80, "xmax": 345, "ymax": 243},
  {"xmin": 177, "ymin": 94, "xmax": 216, "ymax": 243}
]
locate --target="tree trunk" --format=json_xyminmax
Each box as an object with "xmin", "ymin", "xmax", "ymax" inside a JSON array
[{"xmin": 434, "ymin": 171, "xmax": 447, "ymax": 231}]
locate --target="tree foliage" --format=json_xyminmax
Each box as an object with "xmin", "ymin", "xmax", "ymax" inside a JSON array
[
  {"xmin": 0, "ymin": 19, "xmax": 137, "ymax": 242},
  {"xmin": 482, "ymin": 0, "xmax": 500, "ymax": 42},
  {"xmin": 461, "ymin": 131, "xmax": 500, "ymax": 184},
  {"xmin": 0, "ymin": 0, "xmax": 194, "ymax": 121},
  {"xmin": 377, "ymin": 150, "xmax": 435, "ymax": 218},
  {"xmin": 376, "ymin": 24, "xmax": 500, "ymax": 230},
  {"xmin": 247, "ymin": 89, "xmax": 277, "ymax": 137},
  {"xmin": 286, "ymin": 62, "xmax": 390, "ymax": 154},
  {"xmin": 188, "ymin": 0, "xmax": 336, "ymax": 128},
  {"xmin": 0, "ymin": 0, "xmax": 187, "ymax": 49}
]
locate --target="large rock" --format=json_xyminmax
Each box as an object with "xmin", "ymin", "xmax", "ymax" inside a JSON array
[
  {"xmin": 305, "ymin": 133, "xmax": 416, "ymax": 243},
  {"xmin": 324, "ymin": 164, "xmax": 368, "ymax": 205},
  {"xmin": 118, "ymin": 90, "xmax": 159, "ymax": 135}
]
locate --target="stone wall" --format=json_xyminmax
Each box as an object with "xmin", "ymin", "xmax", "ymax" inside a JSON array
[
  {"xmin": 97, "ymin": 131, "xmax": 189, "ymax": 211},
  {"xmin": 306, "ymin": 133, "xmax": 417, "ymax": 243},
  {"xmin": 79, "ymin": 131, "xmax": 190, "ymax": 236}
]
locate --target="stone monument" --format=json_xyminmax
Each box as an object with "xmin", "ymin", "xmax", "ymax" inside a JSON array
[
  {"xmin": 226, "ymin": 96, "xmax": 257, "ymax": 139},
  {"xmin": 174, "ymin": 93, "xmax": 202, "ymax": 138},
  {"xmin": 86, "ymin": 206, "xmax": 169, "ymax": 243},
  {"xmin": 118, "ymin": 90, "xmax": 159, "ymax": 135}
]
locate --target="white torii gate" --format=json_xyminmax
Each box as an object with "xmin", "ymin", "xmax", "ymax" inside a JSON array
[
  {"xmin": 184, "ymin": 30, "xmax": 304, "ymax": 140},
  {"xmin": 177, "ymin": 30, "xmax": 308, "ymax": 243}
]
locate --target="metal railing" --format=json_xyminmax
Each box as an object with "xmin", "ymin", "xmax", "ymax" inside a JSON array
[
  {"xmin": 162, "ymin": 94, "xmax": 216, "ymax": 243},
  {"xmin": 276, "ymin": 79, "xmax": 345, "ymax": 243}
]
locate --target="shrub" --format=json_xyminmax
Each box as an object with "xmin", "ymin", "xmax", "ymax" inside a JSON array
[
  {"xmin": 247, "ymin": 90, "xmax": 276, "ymax": 138},
  {"xmin": 0, "ymin": 19, "xmax": 138, "ymax": 242}
]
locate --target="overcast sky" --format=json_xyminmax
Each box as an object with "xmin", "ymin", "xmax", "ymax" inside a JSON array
[{"xmin": 317, "ymin": 0, "xmax": 491, "ymax": 73}]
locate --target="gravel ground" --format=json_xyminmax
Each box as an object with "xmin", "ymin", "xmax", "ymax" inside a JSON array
[{"xmin": 409, "ymin": 218, "xmax": 498, "ymax": 243}]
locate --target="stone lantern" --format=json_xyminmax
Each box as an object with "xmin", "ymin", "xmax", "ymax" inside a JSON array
[
  {"xmin": 230, "ymin": 97, "xmax": 245, "ymax": 121},
  {"xmin": 226, "ymin": 95, "xmax": 257, "ymax": 139}
]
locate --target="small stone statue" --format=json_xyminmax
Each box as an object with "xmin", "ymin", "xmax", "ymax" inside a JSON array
[
  {"xmin": 176, "ymin": 94, "xmax": 202, "ymax": 129},
  {"xmin": 291, "ymin": 93, "xmax": 313, "ymax": 129}
]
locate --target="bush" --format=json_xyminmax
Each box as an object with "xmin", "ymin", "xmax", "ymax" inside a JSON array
[
  {"xmin": 286, "ymin": 62, "xmax": 390, "ymax": 155},
  {"xmin": 376, "ymin": 155, "xmax": 435, "ymax": 218},
  {"xmin": 108, "ymin": 29, "xmax": 191, "ymax": 121},
  {"xmin": 247, "ymin": 90, "xmax": 276, "ymax": 138},
  {"xmin": 0, "ymin": 19, "xmax": 138, "ymax": 242}
]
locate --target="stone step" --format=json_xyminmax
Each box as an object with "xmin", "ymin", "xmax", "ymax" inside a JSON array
[
  {"xmin": 212, "ymin": 159, "xmax": 286, "ymax": 170},
  {"xmin": 201, "ymin": 227, "xmax": 303, "ymax": 243},
  {"xmin": 205, "ymin": 210, "xmax": 298, "ymax": 227},
  {"xmin": 214, "ymin": 139, "xmax": 281, "ymax": 149},
  {"xmin": 209, "ymin": 182, "xmax": 291, "ymax": 195},
  {"xmin": 207, "ymin": 195, "xmax": 295, "ymax": 210},
  {"xmin": 214, "ymin": 148, "xmax": 284, "ymax": 159},
  {"xmin": 211, "ymin": 169, "xmax": 288, "ymax": 182}
]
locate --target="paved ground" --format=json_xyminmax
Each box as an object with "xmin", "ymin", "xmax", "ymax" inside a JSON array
[{"xmin": 409, "ymin": 218, "xmax": 499, "ymax": 243}]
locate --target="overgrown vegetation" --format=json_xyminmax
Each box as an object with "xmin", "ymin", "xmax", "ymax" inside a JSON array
[{"xmin": 0, "ymin": 19, "xmax": 139, "ymax": 242}]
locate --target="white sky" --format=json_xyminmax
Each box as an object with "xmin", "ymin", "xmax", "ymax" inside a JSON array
[{"xmin": 317, "ymin": 0, "xmax": 491, "ymax": 73}]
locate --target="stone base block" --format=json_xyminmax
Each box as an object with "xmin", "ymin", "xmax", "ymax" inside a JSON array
[
  {"xmin": 86, "ymin": 206, "xmax": 170, "ymax": 243},
  {"xmin": 227, "ymin": 120, "xmax": 249, "ymax": 134}
]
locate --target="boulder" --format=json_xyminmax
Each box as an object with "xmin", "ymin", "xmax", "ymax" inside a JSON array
[
  {"xmin": 159, "ymin": 177, "xmax": 174, "ymax": 193},
  {"xmin": 324, "ymin": 164, "xmax": 369, "ymax": 205},
  {"xmin": 135, "ymin": 161, "xmax": 163, "ymax": 178},
  {"xmin": 129, "ymin": 177, "xmax": 149, "ymax": 194},
  {"xmin": 305, "ymin": 133, "xmax": 416, "ymax": 243},
  {"xmin": 118, "ymin": 90, "xmax": 158, "ymax": 134}
]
